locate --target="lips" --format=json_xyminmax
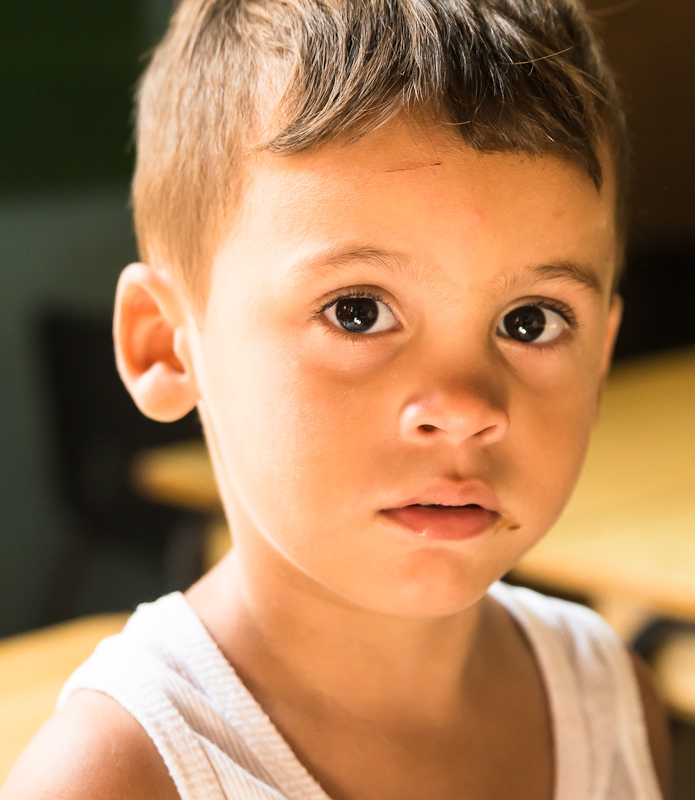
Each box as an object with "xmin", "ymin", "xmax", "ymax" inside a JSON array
[{"xmin": 381, "ymin": 483, "xmax": 501, "ymax": 541}]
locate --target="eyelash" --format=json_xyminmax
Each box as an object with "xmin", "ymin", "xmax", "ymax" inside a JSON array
[
  {"xmin": 317, "ymin": 289, "xmax": 390, "ymax": 316},
  {"xmin": 523, "ymin": 299, "xmax": 577, "ymax": 329},
  {"xmin": 316, "ymin": 291, "xmax": 579, "ymax": 342},
  {"xmin": 314, "ymin": 289, "xmax": 397, "ymax": 347},
  {"xmin": 497, "ymin": 299, "xmax": 580, "ymax": 354},
  {"xmin": 316, "ymin": 289, "xmax": 397, "ymax": 341}
]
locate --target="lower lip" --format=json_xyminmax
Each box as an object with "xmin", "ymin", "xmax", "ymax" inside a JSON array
[{"xmin": 382, "ymin": 505, "xmax": 500, "ymax": 541}]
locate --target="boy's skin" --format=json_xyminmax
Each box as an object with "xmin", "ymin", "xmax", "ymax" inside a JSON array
[{"xmin": 2, "ymin": 117, "xmax": 671, "ymax": 799}]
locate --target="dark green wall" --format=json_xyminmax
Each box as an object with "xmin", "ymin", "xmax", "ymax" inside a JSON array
[
  {"xmin": 0, "ymin": 1, "xmax": 173, "ymax": 636},
  {"xmin": 0, "ymin": 2, "xmax": 144, "ymax": 192}
]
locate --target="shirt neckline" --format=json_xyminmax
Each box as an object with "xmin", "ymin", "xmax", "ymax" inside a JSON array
[
  {"xmin": 488, "ymin": 582, "xmax": 589, "ymax": 800},
  {"xmin": 169, "ymin": 585, "xmax": 586, "ymax": 800},
  {"xmin": 168, "ymin": 592, "xmax": 334, "ymax": 800}
]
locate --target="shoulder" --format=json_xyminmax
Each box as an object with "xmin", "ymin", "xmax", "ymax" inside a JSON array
[
  {"xmin": 493, "ymin": 584, "xmax": 672, "ymax": 797},
  {"xmin": 490, "ymin": 581, "xmax": 615, "ymax": 650},
  {"xmin": 630, "ymin": 652, "xmax": 672, "ymax": 799},
  {"xmin": 1, "ymin": 689, "xmax": 179, "ymax": 800},
  {"xmin": 492, "ymin": 582, "xmax": 630, "ymax": 664}
]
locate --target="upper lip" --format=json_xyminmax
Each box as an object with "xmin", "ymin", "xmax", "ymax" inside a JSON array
[{"xmin": 386, "ymin": 481, "xmax": 501, "ymax": 514}]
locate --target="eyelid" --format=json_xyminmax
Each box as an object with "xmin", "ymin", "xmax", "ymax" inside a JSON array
[
  {"xmin": 501, "ymin": 298, "xmax": 577, "ymax": 328},
  {"xmin": 317, "ymin": 288, "xmax": 390, "ymax": 315},
  {"xmin": 541, "ymin": 300, "xmax": 576, "ymax": 328},
  {"xmin": 496, "ymin": 299, "xmax": 577, "ymax": 347},
  {"xmin": 318, "ymin": 289, "xmax": 401, "ymax": 336}
]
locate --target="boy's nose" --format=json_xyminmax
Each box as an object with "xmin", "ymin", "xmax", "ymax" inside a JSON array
[{"xmin": 399, "ymin": 384, "xmax": 509, "ymax": 447}]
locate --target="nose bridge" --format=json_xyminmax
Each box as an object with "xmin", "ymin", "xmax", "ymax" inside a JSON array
[{"xmin": 399, "ymin": 351, "xmax": 510, "ymax": 446}]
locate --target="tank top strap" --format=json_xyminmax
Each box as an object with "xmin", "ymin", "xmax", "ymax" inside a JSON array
[
  {"xmin": 489, "ymin": 582, "xmax": 662, "ymax": 800},
  {"xmin": 58, "ymin": 593, "xmax": 332, "ymax": 800}
]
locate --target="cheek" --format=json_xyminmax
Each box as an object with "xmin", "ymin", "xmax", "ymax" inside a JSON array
[
  {"xmin": 508, "ymin": 364, "xmax": 601, "ymax": 528},
  {"xmin": 203, "ymin": 331, "xmax": 389, "ymax": 522}
]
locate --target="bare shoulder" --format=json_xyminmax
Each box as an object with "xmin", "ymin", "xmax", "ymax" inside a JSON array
[
  {"xmin": 630, "ymin": 652, "xmax": 672, "ymax": 799},
  {"xmin": 1, "ymin": 689, "xmax": 179, "ymax": 800}
]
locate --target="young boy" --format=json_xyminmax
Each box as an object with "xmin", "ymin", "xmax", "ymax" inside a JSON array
[{"xmin": 2, "ymin": 0, "xmax": 671, "ymax": 798}]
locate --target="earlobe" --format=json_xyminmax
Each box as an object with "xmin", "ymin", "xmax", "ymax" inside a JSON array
[{"xmin": 114, "ymin": 263, "xmax": 199, "ymax": 422}]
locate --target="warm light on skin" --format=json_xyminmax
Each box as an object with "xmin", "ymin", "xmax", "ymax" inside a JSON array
[
  {"xmin": 179, "ymin": 117, "xmax": 622, "ymax": 621},
  {"xmin": 108, "ymin": 117, "xmax": 626, "ymax": 796}
]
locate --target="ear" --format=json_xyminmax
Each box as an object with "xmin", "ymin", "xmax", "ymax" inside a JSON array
[
  {"xmin": 114, "ymin": 263, "xmax": 200, "ymax": 422},
  {"xmin": 600, "ymin": 294, "xmax": 623, "ymax": 382},
  {"xmin": 593, "ymin": 294, "xmax": 623, "ymax": 425}
]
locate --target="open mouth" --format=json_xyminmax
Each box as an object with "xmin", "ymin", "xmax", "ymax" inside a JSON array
[
  {"xmin": 382, "ymin": 502, "xmax": 499, "ymax": 541},
  {"xmin": 409, "ymin": 503, "xmax": 483, "ymax": 509}
]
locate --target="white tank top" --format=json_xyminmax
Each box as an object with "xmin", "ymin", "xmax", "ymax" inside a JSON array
[{"xmin": 57, "ymin": 584, "xmax": 662, "ymax": 800}]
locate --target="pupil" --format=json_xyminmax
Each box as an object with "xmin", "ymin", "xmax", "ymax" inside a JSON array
[
  {"xmin": 504, "ymin": 305, "xmax": 546, "ymax": 342},
  {"xmin": 335, "ymin": 297, "xmax": 379, "ymax": 332}
]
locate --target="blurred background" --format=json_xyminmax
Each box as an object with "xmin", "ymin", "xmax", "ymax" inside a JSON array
[
  {"xmin": 0, "ymin": 0, "xmax": 694, "ymax": 791},
  {"xmin": 0, "ymin": 0, "xmax": 207, "ymax": 639}
]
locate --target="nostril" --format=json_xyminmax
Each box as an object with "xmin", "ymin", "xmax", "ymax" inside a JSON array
[
  {"xmin": 475, "ymin": 423, "xmax": 502, "ymax": 442},
  {"xmin": 419, "ymin": 424, "xmax": 437, "ymax": 434}
]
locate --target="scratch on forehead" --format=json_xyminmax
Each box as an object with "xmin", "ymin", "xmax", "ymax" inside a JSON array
[{"xmin": 382, "ymin": 161, "xmax": 443, "ymax": 173}]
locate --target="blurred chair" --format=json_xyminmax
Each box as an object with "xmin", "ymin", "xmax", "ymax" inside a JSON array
[
  {"xmin": 36, "ymin": 308, "xmax": 206, "ymax": 624},
  {"xmin": 634, "ymin": 620, "xmax": 695, "ymax": 725},
  {"xmin": 652, "ymin": 633, "xmax": 695, "ymax": 726}
]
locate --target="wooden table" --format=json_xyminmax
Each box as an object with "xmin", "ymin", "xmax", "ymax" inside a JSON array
[
  {"xmin": 131, "ymin": 440, "xmax": 229, "ymax": 570},
  {"xmin": 132, "ymin": 347, "xmax": 695, "ymax": 639},
  {"xmin": 0, "ymin": 613, "xmax": 128, "ymax": 785},
  {"xmin": 513, "ymin": 347, "xmax": 695, "ymax": 640},
  {"xmin": 131, "ymin": 439, "xmax": 221, "ymax": 513}
]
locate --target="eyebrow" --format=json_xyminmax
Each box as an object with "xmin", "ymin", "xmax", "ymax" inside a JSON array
[
  {"xmin": 290, "ymin": 245, "xmax": 604, "ymax": 295},
  {"xmin": 525, "ymin": 260, "xmax": 604, "ymax": 295},
  {"xmin": 291, "ymin": 246, "xmax": 437, "ymax": 290}
]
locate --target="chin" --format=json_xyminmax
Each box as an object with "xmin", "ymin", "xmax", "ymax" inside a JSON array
[{"xmin": 355, "ymin": 550, "xmax": 501, "ymax": 619}]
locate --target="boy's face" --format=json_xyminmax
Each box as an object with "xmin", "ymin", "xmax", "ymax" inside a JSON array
[{"xmin": 192, "ymin": 118, "xmax": 621, "ymax": 617}]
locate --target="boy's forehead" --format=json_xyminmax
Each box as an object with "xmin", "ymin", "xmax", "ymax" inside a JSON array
[
  {"xmin": 214, "ymin": 116, "xmax": 619, "ymax": 300},
  {"xmin": 313, "ymin": 116, "xmax": 460, "ymax": 171},
  {"xmin": 211, "ymin": 150, "xmax": 616, "ymax": 316},
  {"xmin": 247, "ymin": 115, "xmax": 617, "ymax": 203},
  {"xmin": 242, "ymin": 118, "xmax": 616, "ymax": 229},
  {"xmin": 252, "ymin": 116, "xmax": 476, "ymax": 179}
]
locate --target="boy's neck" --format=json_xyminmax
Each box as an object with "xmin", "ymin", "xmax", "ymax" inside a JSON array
[{"xmin": 186, "ymin": 548, "xmax": 504, "ymax": 726}]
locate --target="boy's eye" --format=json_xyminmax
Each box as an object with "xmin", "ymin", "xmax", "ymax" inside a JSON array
[
  {"xmin": 497, "ymin": 304, "xmax": 568, "ymax": 344},
  {"xmin": 323, "ymin": 295, "xmax": 398, "ymax": 334}
]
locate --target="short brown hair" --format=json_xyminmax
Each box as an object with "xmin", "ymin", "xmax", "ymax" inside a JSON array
[{"xmin": 134, "ymin": 0, "xmax": 627, "ymax": 314}]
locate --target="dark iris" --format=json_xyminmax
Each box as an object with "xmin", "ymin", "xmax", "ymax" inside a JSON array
[
  {"xmin": 503, "ymin": 305, "xmax": 547, "ymax": 342},
  {"xmin": 335, "ymin": 297, "xmax": 379, "ymax": 332}
]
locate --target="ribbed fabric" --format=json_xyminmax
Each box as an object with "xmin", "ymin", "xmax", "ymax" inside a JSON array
[
  {"xmin": 58, "ymin": 584, "xmax": 662, "ymax": 800},
  {"xmin": 489, "ymin": 583, "xmax": 662, "ymax": 800}
]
